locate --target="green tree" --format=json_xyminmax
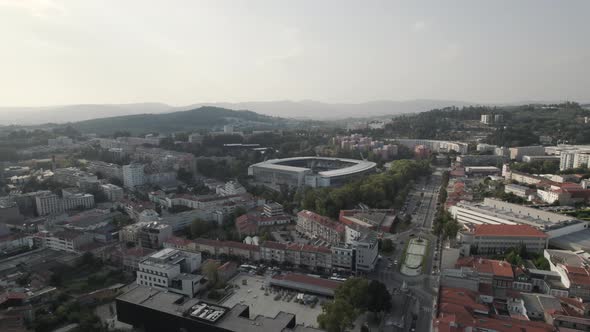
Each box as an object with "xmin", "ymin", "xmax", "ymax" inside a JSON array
[
  {"xmin": 203, "ymin": 260, "xmax": 220, "ymax": 287},
  {"xmin": 317, "ymin": 299, "xmax": 355, "ymax": 332},
  {"xmin": 334, "ymin": 277, "xmax": 369, "ymax": 309},
  {"xmin": 190, "ymin": 218, "xmax": 213, "ymax": 238},
  {"xmin": 367, "ymin": 280, "xmax": 392, "ymax": 317},
  {"xmin": 381, "ymin": 239, "xmax": 394, "ymax": 253}
]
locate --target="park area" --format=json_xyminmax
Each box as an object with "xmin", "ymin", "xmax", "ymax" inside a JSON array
[{"xmin": 400, "ymin": 238, "xmax": 428, "ymax": 276}]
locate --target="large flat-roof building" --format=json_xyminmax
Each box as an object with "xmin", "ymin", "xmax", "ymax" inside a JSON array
[
  {"xmin": 459, "ymin": 224, "xmax": 548, "ymax": 255},
  {"xmin": 449, "ymin": 198, "xmax": 587, "ymax": 239},
  {"xmin": 116, "ymin": 284, "xmax": 315, "ymax": 332},
  {"xmin": 248, "ymin": 157, "xmax": 376, "ymax": 188}
]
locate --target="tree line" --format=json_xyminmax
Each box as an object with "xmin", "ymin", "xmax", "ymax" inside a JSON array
[{"xmin": 299, "ymin": 159, "xmax": 432, "ymax": 218}]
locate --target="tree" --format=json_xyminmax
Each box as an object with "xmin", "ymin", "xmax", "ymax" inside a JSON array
[
  {"xmin": 203, "ymin": 260, "xmax": 220, "ymax": 287},
  {"xmin": 190, "ymin": 218, "xmax": 213, "ymax": 238},
  {"xmin": 317, "ymin": 299, "xmax": 355, "ymax": 332},
  {"xmin": 381, "ymin": 239, "xmax": 394, "ymax": 253},
  {"xmin": 367, "ymin": 280, "xmax": 392, "ymax": 317},
  {"xmin": 334, "ymin": 277, "xmax": 369, "ymax": 309}
]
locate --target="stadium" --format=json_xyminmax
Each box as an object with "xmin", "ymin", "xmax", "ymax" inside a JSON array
[{"xmin": 248, "ymin": 157, "xmax": 377, "ymax": 188}]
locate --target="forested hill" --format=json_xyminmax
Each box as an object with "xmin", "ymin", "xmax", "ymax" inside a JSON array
[
  {"xmin": 384, "ymin": 102, "xmax": 590, "ymax": 146},
  {"xmin": 69, "ymin": 106, "xmax": 285, "ymax": 135}
]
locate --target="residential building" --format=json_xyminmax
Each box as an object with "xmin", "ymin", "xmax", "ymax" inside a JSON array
[
  {"xmin": 61, "ymin": 189, "xmax": 95, "ymax": 211},
  {"xmin": 34, "ymin": 192, "xmax": 61, "ymax": 216},
  {"xmin": 86, "ymin": 161, "xmax": 123, "ymax": 181},
  {"xmin": 481, "ymin": 114, "xmax": 492, "ymax": 124},
  {"xmin": 296, "ymin": 210, "xmax": 344, "ymax": 245},
  {"xmin": 53, "ymin": 167, "xmax": 99, "ymax": 191},
  {"xmin": 263, "ymin": 202, "xmax": 284, "ymax": 217},
  {"xmin": 392, "ymin": 138, "xmax": 468, "ymax": 154},
  {"xmin": 35, "ymin": 230, "xmax": 94, "ymax": 253},
  {"xmin": 509, "ymin": 146, "xmax": 546, "ymax": 161},
  {"xmin": 194, "ymin": 238, "xmax": 261, "ymax": 261},
  {"xmin": 123, "ymin": 163, "xmax": 146, "ymax": 189},
  {"xmin": 434, "ymin": 287, "xmax": 554, "ymax": 332},
  {"xmin": 0, "ymin": 198, "xmax": 24, "ymax": 226},
  {"xmin": 137, "ymin": 222, "xmax": 173, "ymax": 249},
  {"xmin": 544, "ymin": 249, "xmax": 590, "ymax": 300},
  {"xmin": 216, "ymin": 181, "xmax": 246, "ymax": 196},
  {"xmin": 48, "ymin": 136, "xmax": 73, "ymax": 147},
  {"xmin": 560, "ymin": 151, "xmax": 576, "ymax": 171},
  {"xmin": 504, "ymin": 183, "xmax": 535, "ymax": 198},
  {"xmin": 234, "ymin": 213, "xmax": 290, "ymax": 237},
  {"xmin": 100, "ymin": 184, "xmax": 124, "ymax": 202}
]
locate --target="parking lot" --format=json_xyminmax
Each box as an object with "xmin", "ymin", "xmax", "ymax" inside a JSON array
[{"xmin": 221, "ymin": 274, "xmax": 325, "ymax": 328}]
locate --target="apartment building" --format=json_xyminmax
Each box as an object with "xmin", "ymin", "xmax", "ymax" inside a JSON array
[
  {"xmin": 137, "ymin": 222, "xmax": 172, "ymax": 249},
  {"xmin": 34, "ymin": 192, "xmax": 61, "ymax": 216},
  {"xmin": 35, "ymin": 229, "xmax": 94, "ymax": 253},
  {"xmin": 296, "ymin": 210, "xmax": 344, "ymax": 245},
  {"xmin": 509, "ymin": 146, "xmax": 546, "ymax": 162},
  {"xmin": 100, "ymin": 184, "xmax": 124, "ymax": 202},
  {"xmin": 86, "ymin": 161, "xmax": 123, "ymax": 181},
  {"xmin": 123, "ymin": 163, "xmax": 146, "ymax": 189},
  {"xmin": 216, "ymin": 181, "xmax": 246, "ymax": 196}
]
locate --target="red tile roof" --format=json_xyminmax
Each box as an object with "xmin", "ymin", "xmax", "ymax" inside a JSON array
[
  {"xmin": 474, "ymin": 224, "xmax": 547, "ymax": 238},
  {"xmin": 163, "ymin": 236, "xmax": 193, "ymax": 247},
  {"xmin": 436, "ymin": 287, "xmax": 554, "ymax": 332},
  {"xmin": 261, "ymin": 241, "xmax": 287, "ymax": 250},
  {"xmin": 456, "ymin": 257, "xmax": 514, "ymax": 279},
  {"xmin": 298, "ymin": 210, "xmax": 345, "ymax": 233}
]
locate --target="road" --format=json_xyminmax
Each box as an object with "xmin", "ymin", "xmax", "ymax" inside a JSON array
[{"xmin": 370, "ymin": 168, "xmax": 447, "ymax": 331}]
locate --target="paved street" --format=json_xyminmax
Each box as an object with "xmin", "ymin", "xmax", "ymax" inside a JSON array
[{"xmin": 369, "ymin": 168, "xmax": 447, "ymax": 331}]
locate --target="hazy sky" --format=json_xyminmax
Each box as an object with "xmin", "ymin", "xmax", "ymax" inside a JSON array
[{"xmin": 1, "ymin": 0, "xmax": 589, "ymax": 106}]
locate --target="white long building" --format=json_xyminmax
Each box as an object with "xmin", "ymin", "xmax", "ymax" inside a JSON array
[
  {"xmin": 449, "ymin": 198, "xmax": 587, "ymax": 239},
  {"xmin": 392, "ymin": 139, "xmax": 468, "ymax": 154}
]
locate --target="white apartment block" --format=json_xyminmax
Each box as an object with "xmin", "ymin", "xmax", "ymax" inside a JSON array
[
  {"xmin": 509, "ymin": 146, "xmax": 545, "ymax": 161},
  {"xmin": 62, "ymin": 193, "xmax": 95, "ymax": 211},
  {"xmin": 36, "ymin": 230, "xmax": 94, "ymax": 253},
  {"xmin": 35, "ymin": 193, "xmax": 61, "ymax": 216},
  {"xmin": 100, "ymin": 184, "xmax": 124, "ymax": 202},
  {"xmin": 560, "ymin": 152, "xmax": 576, "ymax": 171},
  {"xmin": 216, "ymin": 181, "xmax": 247, "ymax": 196},
  {"xmin": 123, "ymin": 163, "xmax": 146, "ymax": 188},
  {"xmin": 481, "ymin": 114, "xmax": 493, "ymax": 125}
]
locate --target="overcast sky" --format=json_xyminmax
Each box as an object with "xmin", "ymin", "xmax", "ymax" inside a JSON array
[{"xmin": 1, "ymin": 0, "xmax": 589, "ymax": 106}]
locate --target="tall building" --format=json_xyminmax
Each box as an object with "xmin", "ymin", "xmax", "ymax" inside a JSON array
[
  {"xmin": 480, "ymin": 114, "xmax": 492, "ymax": 124},
  {"xmin": 34, "ymin": 193, "xmax": 61, "ymax": 216},
  {"xmin": 123, "ymin": 163, "xmax": 146, "ymax": 189},
  {"xmin": 100, "ymin": 184, "xmax": 124, "ymax": 202}
]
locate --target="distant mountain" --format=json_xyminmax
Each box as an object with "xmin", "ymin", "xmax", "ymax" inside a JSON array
[
  {"xmin": 0, "ymin": 103, "xmax": 174, "ymax": 125},
  {"xmin": 69, "ymin": 106, "xmax": 284, "ymax": 135},
  {"xmin": 0, "ymin": 99, "xmax": 476, "ymax": 125},
  {"xmin": 182, "ymin": 99, "xmax": 475, "ymax": 119}
]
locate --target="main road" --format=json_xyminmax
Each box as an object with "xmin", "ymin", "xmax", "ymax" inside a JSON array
[{"xmin": 370, "ymin": 167, "xmax": 447, "ymax": 331}]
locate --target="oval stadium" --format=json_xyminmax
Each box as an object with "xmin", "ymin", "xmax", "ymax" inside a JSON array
[{"xmin": 248, "ymin": 157, "xmax": 377, "ymax": 188}]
